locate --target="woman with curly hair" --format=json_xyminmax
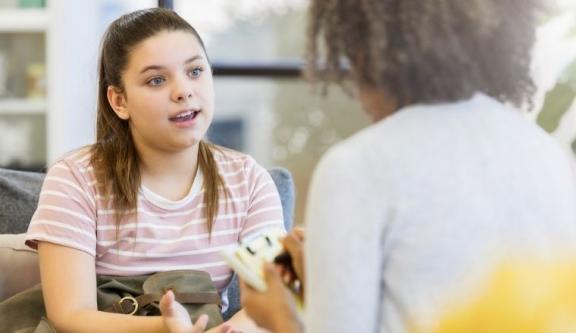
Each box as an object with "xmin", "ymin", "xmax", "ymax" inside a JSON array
[{"xmin": 240, "ymin": 0, "xmax": 576, "ymax": 332}]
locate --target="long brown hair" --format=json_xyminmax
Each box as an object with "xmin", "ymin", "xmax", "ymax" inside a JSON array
[
  {"xmin": 90, "ymin": 8, "xmax": 224, "ymax": 232},
  {"xmin": 306, "ymin": 0, "xmax": 542, "ymax": 109}
]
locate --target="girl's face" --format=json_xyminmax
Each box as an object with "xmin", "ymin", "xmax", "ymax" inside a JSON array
[{"xmin": 108, "ymin": 30, "xmax": 214, "ymax": 153}]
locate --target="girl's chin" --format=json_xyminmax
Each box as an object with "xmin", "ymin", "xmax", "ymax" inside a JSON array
[
  {"xmin": 155, "ymin": 138, "xmax": 203, "ymax": 153},
  {"xmin": 180, "ymin": 136, "xmax": 207, "ymax": 148},
  {"xmin": 177, "ymin": 139, "xmax": 202, "ymax": 149}
]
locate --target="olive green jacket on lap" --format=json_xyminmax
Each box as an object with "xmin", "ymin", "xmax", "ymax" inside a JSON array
[{"xmin": 0, "ymin": 270, "xmax": 223, "ymax": 333}]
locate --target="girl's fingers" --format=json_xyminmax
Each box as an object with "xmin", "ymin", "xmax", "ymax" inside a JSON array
[
  {"xmin": 160, "ymin": 290, "xmax": 175, "ymax": 315},
  {"xmin": 190, "ymin": 314, "xmax": 208, "ymax": 333}
]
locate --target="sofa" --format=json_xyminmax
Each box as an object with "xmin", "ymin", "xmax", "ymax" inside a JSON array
[{"xmin": 0, "ymin": 166, "xmax": 295, "ymax": 320}]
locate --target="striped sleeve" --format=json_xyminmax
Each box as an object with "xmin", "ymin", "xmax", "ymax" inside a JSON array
[
  {"xmin": 239, "ymin": 158, "xmax": 285, "ymax": 240},
  {"xmin": 25, "ymin": 159, "xmax": 97, "ymax": 256}
]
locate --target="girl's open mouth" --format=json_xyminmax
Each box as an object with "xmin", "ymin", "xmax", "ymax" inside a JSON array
[{"xmin": 169, "ymin": 110, "xmax": 200, "ymax": 122}]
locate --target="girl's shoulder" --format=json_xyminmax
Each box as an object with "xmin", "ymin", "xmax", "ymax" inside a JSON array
[
  {"xmin": 42, "ymin": 146, "xmax": 98, "ymax": 195},
  {"xmin": 48, "ymin": 146, "xmax": 94, "ymax": 174},
  {"xmin": 211, "ymin": 144, "xmax": 256, "ymax": 169},
  {"xmin": 209, "ymin": 145, "xmax": 270, "ymax": 182}
]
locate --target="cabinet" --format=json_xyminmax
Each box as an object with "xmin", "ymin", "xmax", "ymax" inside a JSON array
[
  {"xmin": 0, "ymin": 4, "xmax": 48, "ymax": 170},
  {"xmin": 0, "ymin": 0, "xmax": 100, "ymax": 171}
]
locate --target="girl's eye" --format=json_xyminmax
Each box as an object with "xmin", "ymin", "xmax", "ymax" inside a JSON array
[
  {"xmin": 147, "ymin": 76, "xmax": 165, "ymax": 86},
  {"xmin": 188, "ymin": 67, "xmax": 203, "ymax": 78}
]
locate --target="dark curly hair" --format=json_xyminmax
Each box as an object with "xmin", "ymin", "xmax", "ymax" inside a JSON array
[{"xmin": 306, "ymin": 0, "xmax": 542, "ymax": 109}]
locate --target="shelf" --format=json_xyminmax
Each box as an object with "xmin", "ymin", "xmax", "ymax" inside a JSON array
[
  {"xmin": 0, "ymin": 98, "xmax": 46, "ymax": 114},
  {"xmin": 0, "ymin": 9, "xmax": 48, "ymax": 32}
]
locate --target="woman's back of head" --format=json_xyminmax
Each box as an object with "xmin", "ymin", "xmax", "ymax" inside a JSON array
[{"xmin": 306, "ymin": 0, "xmax": 543, "ymax": 109}]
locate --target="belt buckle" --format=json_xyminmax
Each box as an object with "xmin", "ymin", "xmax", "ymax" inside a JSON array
[{"xmin": 118, "ymin": 296, "xmax": 138, "ymax": 315}]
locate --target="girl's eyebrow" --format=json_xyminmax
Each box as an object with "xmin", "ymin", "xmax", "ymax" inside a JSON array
[{"xmin": 139, "ymin": 55, "xmax": 204, "ymax": 74}]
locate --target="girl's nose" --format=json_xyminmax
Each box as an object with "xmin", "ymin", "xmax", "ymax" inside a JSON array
[
  {"xmin": 172, "ymin": 75, "xmax": 194, "ymax": 102},
  {"xmin": 176, "ymin": 92, "xmax": 193, "ymax": 101}
]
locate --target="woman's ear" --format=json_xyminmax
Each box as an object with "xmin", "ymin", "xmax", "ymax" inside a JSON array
[{"xmin": 107, "ymin": 85, "xmax": 130, "ymax": 120}]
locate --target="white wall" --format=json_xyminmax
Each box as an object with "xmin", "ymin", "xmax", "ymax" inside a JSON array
[
  {"xmin": 47, "ymin": 0, "xmax": 99, "ymax": 163},
  {"xmin": 46, "ymin": 0, "xmax": 156, "ymax": 163}
]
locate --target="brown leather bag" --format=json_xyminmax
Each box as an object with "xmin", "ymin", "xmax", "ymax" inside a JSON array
[{"xmin": 0, "ymin": 270, "xmax": 224, "ymax": 332}]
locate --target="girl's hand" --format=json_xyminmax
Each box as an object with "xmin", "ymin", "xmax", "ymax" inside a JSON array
[
  {"xmin": 240, "ymin": 263, "xmax": 302, "ymax": 333},
  {"xmin": 160, "ymin": 290, "xmax": 208, "ymax": 333},
  {"xmin": 205, "ymin": 323, "xmax": 244, "ymax": 333}
]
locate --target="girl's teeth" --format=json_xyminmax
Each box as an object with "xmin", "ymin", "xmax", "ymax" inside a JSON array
[
  {"xmin": 171, "ymin": 111, "xmax": 198, "ymax": 122},
  {"xmin": 177, "ymin": 111, "xmax": 192, "ymax": 118}
]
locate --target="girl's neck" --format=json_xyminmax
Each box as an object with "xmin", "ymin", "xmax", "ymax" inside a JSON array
[{"xmin": 137, "ymin": 143, "xmax": 200, "ymax": 201}]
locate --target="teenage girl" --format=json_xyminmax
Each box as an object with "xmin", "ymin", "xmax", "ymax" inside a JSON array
[{"xmin": 26, "ymin": 8, "xmax": 283, "ymax": 333}]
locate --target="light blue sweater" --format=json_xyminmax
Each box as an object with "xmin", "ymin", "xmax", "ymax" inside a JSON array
[{"xmin": 304, "ymin": 93, "xmax": 576, "ymax": 332}]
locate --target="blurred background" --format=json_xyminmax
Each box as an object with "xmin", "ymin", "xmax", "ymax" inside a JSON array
[{"xmin": 0, "ymin": 0, "xmax": 574, "ymax": 225}]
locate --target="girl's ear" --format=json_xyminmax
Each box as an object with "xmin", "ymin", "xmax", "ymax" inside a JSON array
[{"xmin": 107, "ymin": 85, "xmax": 130, "ymax": 120}]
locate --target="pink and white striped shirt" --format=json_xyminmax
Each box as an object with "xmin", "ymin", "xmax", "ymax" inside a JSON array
[{"xmin": 26, "ymin": 147, "xmax": 284, "ymax": 305}]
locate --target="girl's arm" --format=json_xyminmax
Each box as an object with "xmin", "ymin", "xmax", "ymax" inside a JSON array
[
  {"xmin": 39, "ymin": 241, "xmax": 165, "ymax": 332},
  {"xmin": 38, "ymin": 241, "xmax": 207, "ymax": 333}
]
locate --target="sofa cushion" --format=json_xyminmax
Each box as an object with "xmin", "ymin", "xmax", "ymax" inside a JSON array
[
  {"xmin": 0, "ymin": 168, "xmax": 45, "ymax": 234},
  {"xmin": 0, "ymin": 233, "xmax": 40, "ymax": 301}
]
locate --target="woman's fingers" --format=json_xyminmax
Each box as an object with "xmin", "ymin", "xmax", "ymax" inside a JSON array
[
  {"xmin": 292, "ymin": 227, "xmax": 305, "ymax": 241},
  {"xmin": 281, "ymin": 231, "xmax": 305, "ymax": 283},
  {"xmin": 240, "ymin": 263, "xmax": 299, "ymax": 331}
]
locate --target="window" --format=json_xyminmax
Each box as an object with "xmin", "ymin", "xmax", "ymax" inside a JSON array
[{"xmin": 174, "ymin": 0, "xmax": 369, "ymax": 225}]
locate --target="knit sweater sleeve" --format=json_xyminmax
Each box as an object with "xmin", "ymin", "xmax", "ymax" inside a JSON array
[{"xmin": 304, "ymin": 143, "xmax": 386, "ymax": 333}]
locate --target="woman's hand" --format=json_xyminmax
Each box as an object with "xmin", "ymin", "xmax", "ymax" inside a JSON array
[
  {"xmin": 160, "ymin": 290, "xmax": 208, "ymax": 333},
  {"xmin": 279, "ymin": 227, "xmax": 305, "ymax": 296},
  {"xmin": 240, "ymin": 263, "xmax": 302, "ymax": 333}
]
